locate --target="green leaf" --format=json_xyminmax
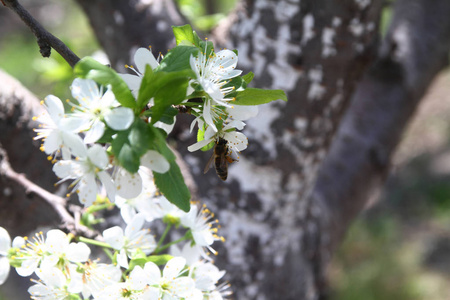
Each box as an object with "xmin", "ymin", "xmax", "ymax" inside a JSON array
[
  {"xmin": 158, "ymin": 45, "xmax": 199, "ymax": 72},
  {"xmin": 146, "ymin": 254, "xmax": 173, "ymax": 266},
  {"xmin": 242, "ymin": 72, "xmax": 255, "ymax": 85},
  {"xmin": 138, "ymin": 65, "xmax": 194, "ymax": 123},
  {"xmin": 233, "ymin": 88, "xmax": 288, "ymax": 106},
  {"xmin": 142, "ymin": 106, "xmax": 178, "ymax": 125},
  {"xmin": 74, "ymin": 57, "xmax": 136, "ymax": 109},
  {"xmin": 153, "ymin": 160, "xmax": 191, "ymax": 212},
  {"xmin": 111, "ymin": 119, "xmax": 152, "ymax": 173},
  {"xmin": 172, "ymin": 24, "xmax": 196, "ymax": 46},
  {"xmin": 148, "ymin": 126, "xmax": 191, "ymax": 212},
  {"xmin": 197, "ymin": 123, "xmax": 214, "ymax": 151}
]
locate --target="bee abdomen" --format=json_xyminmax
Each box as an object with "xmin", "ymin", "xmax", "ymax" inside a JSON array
[{"xmin": 216, "ymin": 168, "xmax": 228, "ymax": 181}]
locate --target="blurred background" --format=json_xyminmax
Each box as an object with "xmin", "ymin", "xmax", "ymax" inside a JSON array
[{"xmin": 1, "ymin": 0, "xmax": 450, "ymax": 299}]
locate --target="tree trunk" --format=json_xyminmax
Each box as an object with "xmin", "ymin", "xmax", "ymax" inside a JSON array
[{"xmin": 1, "ymin": 0, "xmax": 450, "ymax": 299}]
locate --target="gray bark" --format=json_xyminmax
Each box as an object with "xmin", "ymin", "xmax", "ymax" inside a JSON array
[{"xmin": 1, "ymin": 0, "xmax": 450, "ymax": 299}]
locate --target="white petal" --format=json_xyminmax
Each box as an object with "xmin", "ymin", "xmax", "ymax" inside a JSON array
[
  {"xmin": 43, "ymin": 130, "xmax": 62, "ymax": 155},
  {"xmin": 12, "ymin": 237, "xmax": 24, "ymax": 248},
  {"xmin": 66, "ymin": 242, "xmax": 91, "ymax": 262},
  {"xmin": 119, "ymin": 73, "xmax": 142, "ymax": 92},
  {"xmin": 187, "ymin": 138, "xmax": 213, "ymax": 152},
  {"xmin": 128, "ymin": 266, "xmax": 148, "ymax": 290},
  {"xmin": 101, "ymin": 88, "xmax": 118, "ymax": 107},
  {"xmin": 71, "ymin": 78, "xmax": 100, "ymax": 102},
  {"xmin": 214, "ymin": 49, "xmax": 238, "ymax": 70},
  {"xmin": 0, "ymin": 257, "xmax": 10, "ymax": 285},
  {"xmin": 143, "ymin": 261, "xmax": 162, "ymax": 285},
  {"xmin": 16, "ymin": 258, "xmax": 39, "ymax": 277},
  {"xmin": 125, "ymin": 213, "xmax": 145, "ymax": 238},
  {"xmin": 202, "ymin": 99, "xmax": 217, "ymax": 132},
  {"xmin": 53, "ymin": 160, "xmax": 77, "ymax": 179},
  {"xmin": 117, "ymin": 249, "xmax": 129, "ymax": 269},
  {"xmin": 87, "ymin": 144, "xmax": 108, "ymax": 169},
  {"xmin": 61, "ymin": 132, "xmax": 86, "ymax": 158},
  {"xmin": 154, "ymin": 119, "xmax": 175, "ymax": 135},
  {"xmin": 103, "ymin": 226, "xmax": 124, "ymax": 250},
  {"xmin": 224, "ymin": 120, "xmax": 246, "ymax": 131},
  {"xmin": 45, "ymin": 230, "xmax": 68, "ymax": 253},
  {"xmin": 225, "ymin": 131, "xmax": 248, "ymax": 152},
  {"xmin": 0, "ymin": 227, "xmax": 11, "ymax": 254},
  {"xmin": 193, "ymin": 229, "xmax": 214, "ymax": 247},
  {"xmin": 77, "ymin": 173, "xmax": 98, "ymax": 206},
  {"xmin": 44, "ymin": 95, "xmax": 65, "ymax": 122},
  {"xmin": 140, "ymin": 150, "xmax": 170, "ymax": 174},
  {"xmin": 119, "ymin": 203, "xmax": 137, "ymax": 224},
  {"xmin": 84, "ymin": 120, "xmax": 105, "ymax": 144},
  {"xmin": 97, "ymin": 171, "xmax": 116, "ymax": 202},
  {"xmin": 170, "ymin": 277, "xmax": 196, "ymax": 298},
  {"xmin": 115, "ymin": 168, "xmax": 142, "ymax": 199},
  {"xmin": 105, "ymin": 107, "xmax": 134, "ymax": 131},
  {"xmin": 141, "ymin": 287, "xmax": 161, "ymax": 300},
  {"xmin": 36, "ymin": 267, "xmax": 66, "ymax": 288},
  {"xmin": 59, "ymin": 115, "xmax": 87, "ymax": 133},
  {"xmin": 220, "ymin": 69, "xmax": 243, "ymax": 80},
  {"xmin": 135, "ymin": 47, "xmax": 159, "ymax": 72},
  {"xmin": 163, "ymin": 257, "xmax": 186, "ymax": 279},
  {"xmin": 226, "ymin": 105, "xmax": 258, "ymax": 120}
]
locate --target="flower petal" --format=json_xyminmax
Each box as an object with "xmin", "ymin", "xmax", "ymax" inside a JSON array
[
  {"xmin": 44, "ymin": 95, "xmax": 65, "ymax": 122},
  {"xmin": 140, "ymin": 150, "xmax": 170, "ymax": 174},
  {"xmin": 71, "ymin": 78, "xmax": 100, "ymax": 103},
  {"xmin": 103, "ymin": 226, "xmax": 125, "ymax": 250},
  {"xmin": 84, "ymin": 120, "xmax": 105, "ymax": 144},
  {"xmin": 66, "ymin": 242, "xmax": 91, "ymax": 262},
  {"xmin": 104, "ymin": 107, "xmax": 134, "ymax": 131},
  {"xmin": 163, "ymin": 257, "xmax": 186, "ymax": 280},
  {"xmin": 115, "ymin": 168, "xmax": 142, "ymax": 199},
  {"xmin": 0, "ymin": 227, "xmax": 11, "ymax": 254},
  {"xmin": 226, "ymin": 105, "xmax": 258, "ymax": 121},
  {"xmin": 135, "ymin": 47, "xmax": 159, "ymax": 72},
  {"xmin": 87, "ymin": 144, "xmax": 108, "ymax": 169},
  {"xmin": 187, "ymin": 138, "xmax": 213, "ymax": 152},
  {"xmin": 0, "ymin": 257, "xmax": 10, "ymax": 285}
]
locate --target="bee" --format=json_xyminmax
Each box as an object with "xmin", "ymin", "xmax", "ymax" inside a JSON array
[{"xmin": 204, "ymin": 137, "xmax": 235, "ymax": 181}]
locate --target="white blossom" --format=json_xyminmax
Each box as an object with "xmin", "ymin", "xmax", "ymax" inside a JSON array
[
  {"xmin": 103, "ymin": 213, "xmax": 156, "ymax": 268},
  {"xmin": 188, "ymin": 120, "xmax": 248, "ymax": 158},
  {"xmin": 119, "ymin": 47, "xmax": 160, "ymax": 97},
  {"xmin": 28, "ymin": 267, "xmax": 69, "ymax": 300},
  {"xmin": 33, "ymin": 95, "xmax": 85, "ymax": 160},
  {"xmin": 142, "ymin": 257, "xmax": 198, "ymax": 299},
  {"xmin": 53, "ymin": 143, "xmax": 115, "ymax": 207},
  {"xmin": 190, "ymin": 49, "xmax": 242, "ymax": 131},
  {"xmin": 180, "ymin": 205, "xmax": 223, "ymax": 257},
  {"xmin": 70, "ymin": 78, "xmax": 134, "ymax": 143},
  {"xmin": 68, "ymin": 261, "xmax": 122, "ymax": 299},
  {"xmin": 0, "ymin": 227, "xmax": 11, "ymax": 285}
]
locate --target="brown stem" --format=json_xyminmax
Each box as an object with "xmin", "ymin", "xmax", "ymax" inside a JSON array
[
  {"xmin": 2, "ymin": 0, "xmax": 80, "ymax": 67},
  {"xmin": 0, "ymin": 146, "xmax": 97, "ymax": 238}
]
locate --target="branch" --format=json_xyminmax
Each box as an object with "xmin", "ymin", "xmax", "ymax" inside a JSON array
[
  {"xmin": 314, "ymin": 0, "xmax": 450, "ymax": 256},
  {"xmin": 2, "ymin": 0, "xmax": 80, "ymax": 67},
  {"xmin": 0, "ymin": 145, "xmax": 97, "ymax": 238}
]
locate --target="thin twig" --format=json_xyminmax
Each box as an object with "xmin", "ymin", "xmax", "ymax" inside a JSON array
[
  {"xmin": 0, "ymin": 147, "xmax": 97, "ymax": 238},
  {"xmin": 2, "ymin": 0, "xmax": 80, "ymax": 67}
]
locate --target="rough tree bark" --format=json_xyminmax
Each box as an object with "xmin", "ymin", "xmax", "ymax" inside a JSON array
[{"xmin": 1, "ymin": 0, "xmax": 450, "ymax": 299}]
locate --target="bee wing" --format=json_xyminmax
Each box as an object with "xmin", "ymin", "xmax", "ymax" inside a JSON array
[
  {"xmin": 203, "ymin": 152, "xmax": 215, "ymax": 174},
  {"xmin": 218, "ymin": 155, "xmax": 228, "ymax": 170}
]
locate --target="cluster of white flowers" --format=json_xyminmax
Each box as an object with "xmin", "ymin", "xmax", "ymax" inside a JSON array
[
  {"xmin": 33, "ymin": 77, "xmax": 169, "ymax": 207},
  {"xmin": 0, "ymin": 186, "xmax": 229, "ymax": 299},
  {"xmin": 121, "ymin": 46, "xmax": 258, "ymax": 161},
  {"xmin": 2, "ymin": 26, "xmax": 279, "ymax": 299}
]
